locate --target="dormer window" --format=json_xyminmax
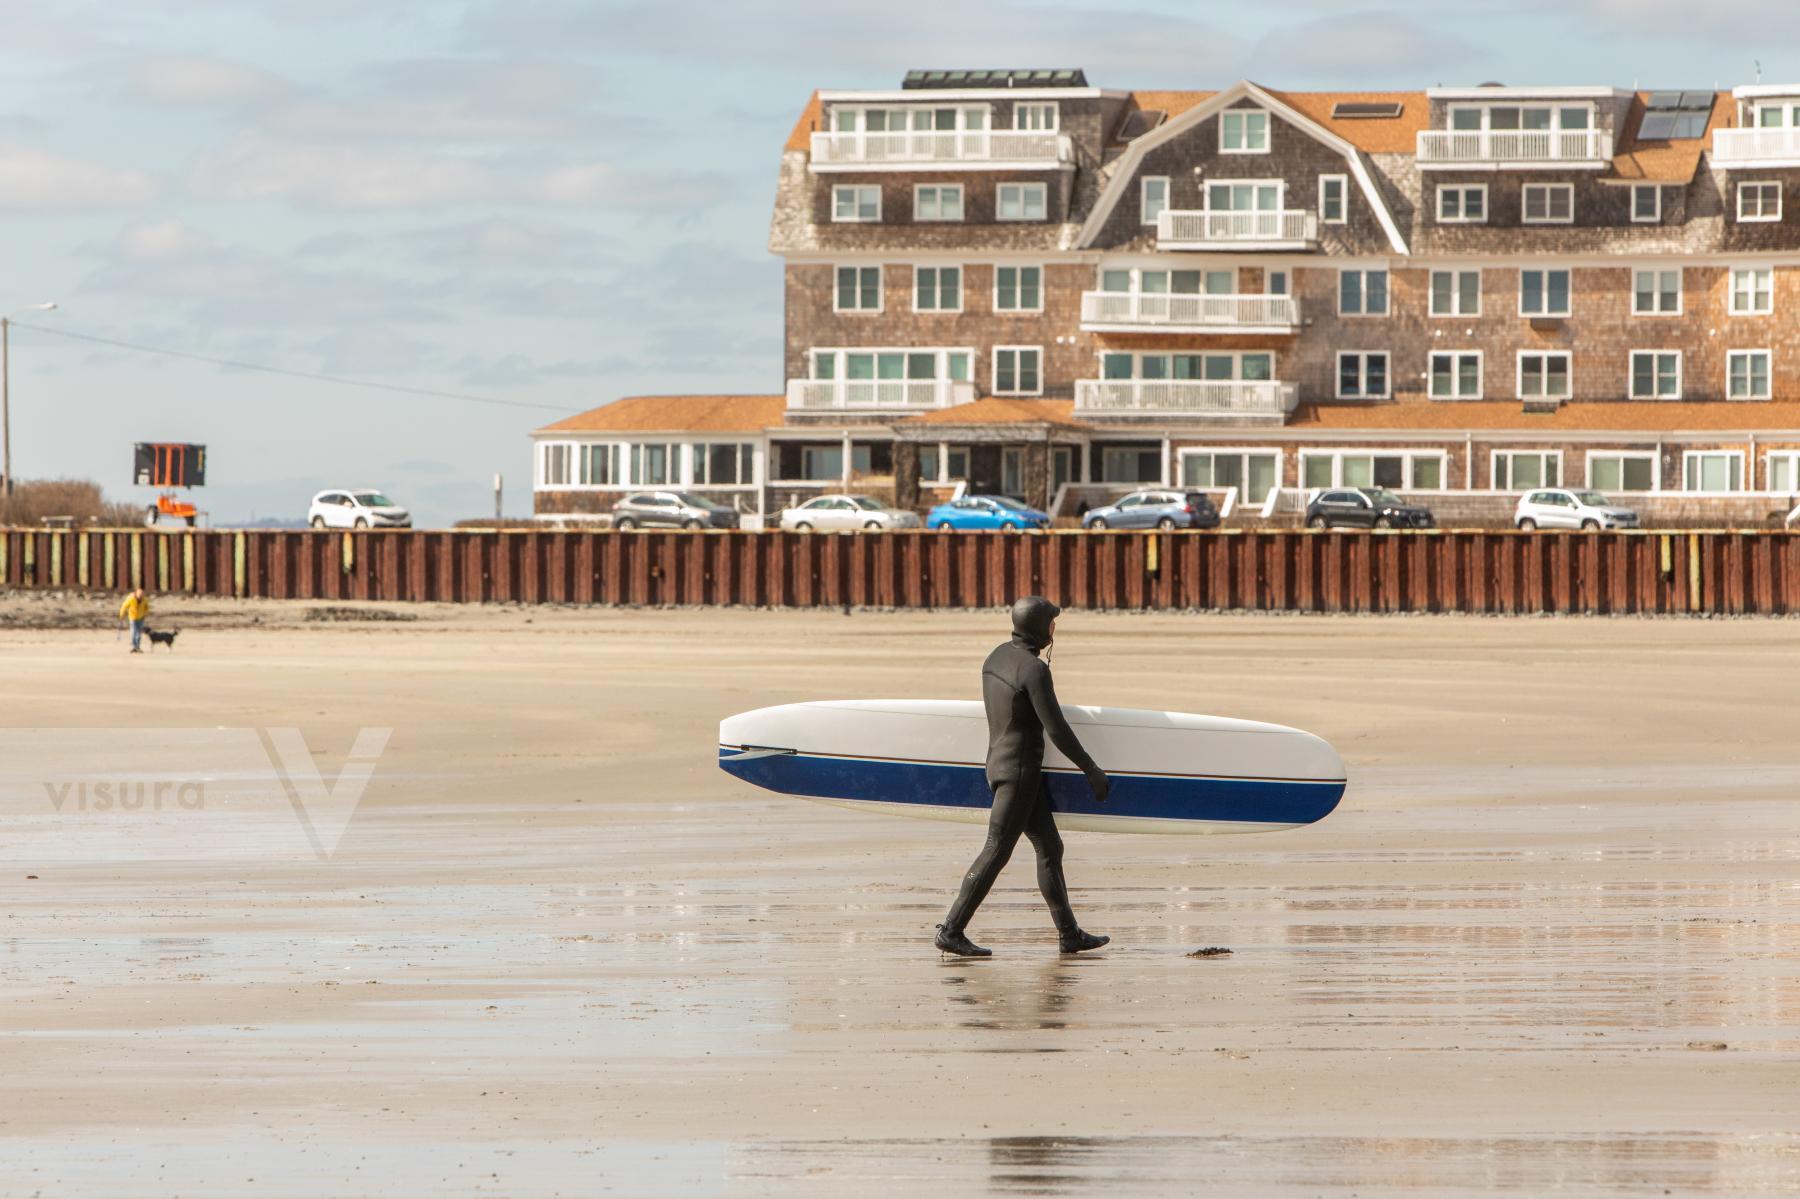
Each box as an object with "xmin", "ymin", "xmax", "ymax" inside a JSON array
[
  {"xmin": 1754, "ymin": 100, "xmax": 1800, "ymax": 127},
  {"xmin": 1014, "ymin": 102, "xmax": 1058, "ymax": 131},
  {"xmin": 828, "ymin": 104, "xmax": 988, "ymax": 135},
  {"xmin": 1449, "ymin": 104, "xmax": 1593, "ymax": 134},
  {"xmin": 1220, "ymin": 110, "xmax": 1269, "ymax": 153}
]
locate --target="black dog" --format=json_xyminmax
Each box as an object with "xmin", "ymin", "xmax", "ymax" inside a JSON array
[{"xmin": 147, "ymin": 629, "xmax": 180, "ymax": 651}]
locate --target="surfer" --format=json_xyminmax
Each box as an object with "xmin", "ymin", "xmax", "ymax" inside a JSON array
[{"xmin": 936, "ymin": 596, "xmax": 1111, "ymax": 958}]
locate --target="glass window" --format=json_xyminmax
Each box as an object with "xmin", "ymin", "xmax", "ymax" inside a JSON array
[
  {"xmin": 1520, "ymin": 269, "xmax": 1571, "ymax": 316},
  {"xmin": 914, "ymin": 266, "xmax": 961, "ymax": 312},
  {"xmin": 835, "ymin": 265, "xmax": 880, "ymax": 311},
  {"xmin": 1220, "ymin": 110, "xmax": 1269, "ymax": 152},
  {"xmin": 1340, "ymin": 269, "xmax": 1389, "ymax": 316},
  {"xmin": 915, "ymin": 185, "xmax": 964, "ymax": 221},
  {"xmin": 1494, "ymin": 452, "xmax": 1559, "ymax": 490},
  {"xmin": 542, "ymin": 443, "xmax": 571, "ymax": 486},
  {"xmin": 1101, "ymin": 353, "xmax": 1133, "ymax": 380},
  {"xmin": 1633, "ymin": 268, "xmax": 1681, "ymax": 315},
  {"xmin": 1632, "ymin": 185, "xmax": 1661, "ymax": 223},
  {"xmin": 1014, "ymin": 102, "xmax": 1057, "ymax": 131},
  {"xmin": 1141, "ymin": 177, "xmax": 1169, "ymax": 225},
  {"xmin": 1319, "ymin": 176, "xmax": 1346, "ymax": 223},
  {"xmin": 1438, "ymin": 185, "xmax": 1486, "ymax": 223},
  {"xmin": 1738, "ymin": 182, "xmax": 1782, "ymax": 222},
  {"xmin": 832, "ymin": 186, "xmax": 880, "ymax": 222},
  {"xmin": 1523, "ymin": 184, "xmax": 1573, "ymax": 223},
  {"xmin": 1430, "ymin": 352, "xmax": 1482, "ymax": 400},
  {"xmin": 1100, "ymin": 268, "xmax": 1131, "ymax": 293},
  {"xmin": 1337, "ymin": 352, "xmax": 1389, "ymax": 399},
  {"xmin": 1591, "ymin": 455, "xmax": 1655, "ymax": 492},
  {"xmin": 994, "ymin": 347, "xmax": 1041, "ymax": 395},
  {"xmin": 1430, "ymin": 269, "xmax": 1480, "ymax": 316},
  {"xmin": 947, "ymin": 352, "xmax": 970, "ymax": 382},
  {"xmin": 1730, "ymin": 268, "xmax": 1773, "ymax": 315},
  {"xmin": 997, "ymin": 183, "xmax": 1047, "ymax": 221},
  {"xmin": 1630, "ymin": 351, "xmax": 1681, "ymax": 399},
  {"xmin": 995, "ymin": 266, "xmax": 1042, "ymax": 311},
  {"xmin": 1684, "ymin": 453, "xmax": 1742, "ymax": 492},
  {"xmin": 1519, "ymin": 353, "xmax": 1572, "ymax": 399},
  {"xmin": 1728, "ymin": 350, "xmax": 1772, "ymax": 399},
  {"xmin": 1768, "ymin": 453, "xmax": 1800, "ymax": 493}
]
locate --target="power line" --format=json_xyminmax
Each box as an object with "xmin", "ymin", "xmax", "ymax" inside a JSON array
[{"xmin": 7, "ymin": 320, "xmax": 584, "ymax": 414}]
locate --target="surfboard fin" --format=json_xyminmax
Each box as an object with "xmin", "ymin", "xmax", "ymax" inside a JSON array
[{"xmin": 719, "ymin": 746, "xmax": 798, "ymax": 761}]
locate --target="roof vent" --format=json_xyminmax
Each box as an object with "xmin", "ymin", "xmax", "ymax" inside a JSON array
[
  {"xmin": 902, "ymin": 68, "xmax": 1087, "ymax": 90},
  {"xmin": 1477, "ymin": 81, "xmax": 1506, "ymax": 88},
  {"xmin": 1332, "ymin": 101, "xmax": 1404, "ymax": 119}
]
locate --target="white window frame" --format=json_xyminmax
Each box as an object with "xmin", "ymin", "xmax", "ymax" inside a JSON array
[
  {"xmin": 832, "ymin": 264, "xmax": 883, "ymax": 314},
  {"xmin": 1522, "ymin": 182, "xmax": 1575, "ymax": 225},
  {"xmin": 913, "ymin": 184, "xmax": 964, "ymax": 222},
  {"xmin": 1318, "ymin": 174, "xmax": 1347, "ymax": 224},
  {"xmin": 574, "ymin": 441, "xmax": 628, "ymax": 488},
  {"xmin": 831, "ymin": 185, "xmax": 880, "ymax": 223},
  {"xmin": 1727, "ymin": 349, "xmax": 1773, "ymax": 400},
  {"xmin": 1437, "ymin": 184, "xmax": 1488, "ymax": 224},
  {"xmin": 996, "ymin": 182, "xmax": 1048, "ymax": 222},
  {"xmin": 993, "ymin": 264, "xmax": 1044, "ymax": 313},
  {"xmin": 539, "ymin": 441, "xmax": 574, "ymax": 489},
  {"xmin": 1737, "ymin": 181, "xmax": 1782, "ymax": 223},
  {"xmin": 1631, "ymin": 267, "xmax": 1682, "ymax": 316},
  {"xmin": 686, "ymin": 442, "xmax": 757, "ymax": 489},
  {"xmin": 1177, "ymin": 448, "xmax": 1284, "ymax": 504},
  {"xmin": 991, "ymin": 345, "xmax": 1043, "ymax": 396},
  {"xmin": 1335, "ymin": 351, "xmax": 1391, "ymax": 400},
  {"xmin": 1140, "ymin": 176, "xmax": 1169, "ymax": 226},
  {"xmin": 1628, "ymin": 349, "xmax": 1683, "ymax": 400},
  {"xmin": 913, "ymin": 265, "xmax": 962, "ymax": 314},
  {"xmin": 1518, "ymin": 267, "xmax": 1572, "ymax": 317},
  {"xmin": 1219, "ymin": 109, "xmax": 1270, "ymax": 154},
  {"xmin": 1013, "ymin": 102, "xmax": 1058, "ymax": 131},
  {"xmin": 1298, "ymin": 449, "xmax": 1449, "ymax": 491},
  {"xmin": 1631, "ymin": 184, "xmax": 1661, "ymax": 224},
  {"xmin": 1517, "ymin": 351, "xmax": 1574, "ymax": 401},
  {"xmin": 1491, "ymin": 450, "xmax": 1562, "ymax": 491},
  {"xmin": 1429, "ymin": 350, "xmax": 1484, "ymax": 401},
  {"xmin": 1429, "ymin": 269, "xmax": 1481, "ymax": 317},
  {"xmin": 1338, "ymin": 268, "xmax": 1390, "ymax": 317},
  {"xmin": 1585, "ymin": 451, "xmax": 1659, "ymax": 494},
  {"xmin": 1682, "ymin": 450, "xmax": 1746, "ymax": 493},
  {"xmin": 1764, "ymin": 450, "xmax": 1800, "ymax": 494},
  {"xmin": 1729, "ymin": 267, "xmax": 1774, "ymax": 316}
]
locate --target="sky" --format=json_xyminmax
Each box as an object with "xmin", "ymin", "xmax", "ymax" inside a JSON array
[{"xmin": 0, "ymin": 0, "xmax": 1793, "ymax": 526}]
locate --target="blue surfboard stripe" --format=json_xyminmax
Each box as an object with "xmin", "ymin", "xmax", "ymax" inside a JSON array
[{"xmin": 717, "ymin": 748, "xmax": 1344, "ymax": 827}]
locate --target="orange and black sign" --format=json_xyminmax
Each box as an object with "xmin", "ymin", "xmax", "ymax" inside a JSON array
[{"xmin": 134, "ymin": 442, "xmax": 206, "ymax": 488}]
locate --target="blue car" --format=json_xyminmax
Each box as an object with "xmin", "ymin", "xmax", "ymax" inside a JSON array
[{"xmin": 926, "ymin": 495, "xmax": 1050, "ymax": 531}]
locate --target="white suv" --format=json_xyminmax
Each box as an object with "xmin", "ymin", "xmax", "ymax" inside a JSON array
[
  {"xmin": 1514, "ymin": 488, "xmax": 1639, "ymax": 531},
  {"xmin": 309, "ymin": 489, "xmax": 412, "ymax": 529}
]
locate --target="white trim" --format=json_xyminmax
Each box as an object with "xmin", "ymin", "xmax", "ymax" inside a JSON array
[
  {"xmin": 1737, "ymin": 180, "xmax": 1783, "ymax": 223},
  {"xmin": 817, "ymin": 87, "xmax": 1115, "ymax": 102},
  {"xmin": 1337, "ymin": 267, "xmax": 1390, "ymax": 317},
  {"xmin": 1219, "ymin": 109, "xmax": 1270, "ymax": 154},
  {"xmin": 1518, "ymin": 266, "xmax": 1573, "ymax": 317},
  {"xmin": 830, "ymin": 184, "xmax": 881, "ymax": 223},
  {"xmin": 996, "ymin": 181, "xmax": 1048, "ymax": 222},
  {"xmin": 1140, "ymin": 175, "xmax": 1169, "ymax": 226},
  {"xmin": 991, "ymin": 345, "xmax": 1043, "ymax": 396},
  {"xmin": 912, "ymin": 264, "xmax": 963, "ymax": 314},
  {"xmin": 1429, "ymin": 268, "xmax": 1482, "ymax": 317},
  {"xmin": 1173, "ymin": 446, "xmax": 1284, "ymax": 503},
  {"xmin": 1490, "ymin": 448, "xmax": 1564, "ymax": 490},
  {"xmin": 1072, "ymin": 79, "xmax": 1410, "ymax": 255},
  {"xmin": 1521, "ymin": 182, "xmax": 1575, "ymax": 224},
  {"xmin": 1631, "ymin": 266, "xmax": 1683, "ymax": 316},
  {"xmin": 1681, "ymin": 449, "xmax": 1747, "ymax": 493},
  {"xmin": 1436, "ymin": 183, "xmax": 1488, "ymax": 224},
  {"xmin": 993, "ymin": 263, "xmax": 1045, "ymax": 313},
  {"xmin": 1584, "ymin": 449, "xmax": 1660, "ymax": 494},
  {"xmin": 1013, "ymin": 101, "xmax": 1059, "ymax": 132},
  {"xmin": 912, "ymin": 183, "xmax": 965, "ymax": 222},
  {"xmin": 1318, "ymin": 174, "xmax": 1348, "ymax": 224},
  {"xmin": 832, "ymin": 263, "xmax": 883, "ymax": 314},
  {"xmin": 1516, "ymin": 350, "xmax": 1574, "ymax": 401},
  {"xmin": 1729, "ymin": 266, "xmax": 1775, "ymax": 315},
  {"xmin": 1763, "ymin": 449, "xmax": 1800, "ymax": 493},
  {"xmin": 1628, "ymin": 349, "xmax": 1683, "ymax": 400},
  {"xmin": 1335, "ymin": 351, "xmax": 1391, "ymax": 400},
  {"xmin": 1298, "ymin": 448, "xmax": 1451, "ymax": 491},
  {"xmin": 1727, "ymin": 348, "xmax": 1774, "ymax": 400},
  {"xmin": 1630, "ymin": 184, "xmax": 1662, "ymax": 224},
  {"xmin": 1428, "ymin": 86, "xmax": 1623, "ymax": 100},
  {"xmin": 1428, "ymin": 349, "xmax": 1485, "ymax": 401}
]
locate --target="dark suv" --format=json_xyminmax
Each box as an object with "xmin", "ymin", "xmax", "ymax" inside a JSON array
[
  {"xmin": 1305, "ymin": 487, "xmax": 1434, "ymax": 530},
  {"xmin": 611, "ymin": 491, "xmax": 740, "ymax": 530}
]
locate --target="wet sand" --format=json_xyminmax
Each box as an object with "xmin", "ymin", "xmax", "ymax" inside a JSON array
[{"xmin": 2, "ymin": 602, "xmax": 1798, "ymax": 1196}]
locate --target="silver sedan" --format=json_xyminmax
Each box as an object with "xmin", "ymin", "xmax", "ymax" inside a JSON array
[{"xmin": 779, "ymin": 494, "xmax": 921, "ymax": 531}]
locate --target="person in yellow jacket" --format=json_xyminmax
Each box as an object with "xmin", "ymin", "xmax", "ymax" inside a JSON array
[{"xmin": 119, "ymin": 587, "xmax": 150, "ymax": 653}]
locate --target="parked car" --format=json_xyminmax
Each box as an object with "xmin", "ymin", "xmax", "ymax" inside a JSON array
[
  {"xmin": 611, "ymin": 491, "xmax": 741, "ymax": 530},
  {"xmin": 1304, "ymin": 487, "xmax": 1434, "ymax": 530},
  {"xmin": 780, "ymin": 494, "xmax": 921, "ymax": 531},
  {"xmin": 1514, "ymin": 488, "xmax": 1640, "ymax": 531},
  {"xmin": 925, "ymin": 495, "xmax": 1050, "ymax": 531},
  {"xmin": 1083, "ymin": 489, "xmax": 1220, "ymax": 531},
  {"xmin": 309, "ymin": 489, "xmax": 411, "ymax": 529}
]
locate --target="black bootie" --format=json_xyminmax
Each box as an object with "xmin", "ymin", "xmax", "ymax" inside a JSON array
[
  {"xmin": 934, "ymin": 923, "xmax": 992, "ymax": 957},
  {"xmin": 1058, "ymin": 928, "xmax": 1110, "ymax": 954}
]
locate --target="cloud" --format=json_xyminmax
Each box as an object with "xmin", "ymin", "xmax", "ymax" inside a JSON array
[
  {"xmin": 1566, "ymin": 0, "xmax": 1800, "ymax": 39},
  {"xmin": 114, "ymin": 219, "xmax": 214, "ymax": 262},
  {"xmin": 522, "ymin": 161, "xmax": 730, "ymax": 210},
  {"xmin": 126, "ymin": 55, "xmax": 289, "ymax": 107},
  {"xmin": 397, "ymin": 218, "xmax": 614, "ymax": 270},
  {"xmin": 191, "ymin": 134, "xmax": 494, "ymax": 207},
  {"xmin": 1249, "ymin": 11, "xmax": 1484, "ymax": 83},
  {"xmin": 0, "ymin": 143, "xmax": 160, "ymax": 207},
  {"xmin": 263, "ymin": 59, "xmax": 610, "ymax": 144}
]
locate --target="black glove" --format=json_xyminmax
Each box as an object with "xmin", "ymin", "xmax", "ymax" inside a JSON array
[{"xmin": 1086, "ymin": 768, "xmax": 1109, "ymax": 804}]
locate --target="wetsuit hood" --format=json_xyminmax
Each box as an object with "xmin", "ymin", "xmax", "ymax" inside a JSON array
[{"xmin": 1009, "ymin": 595, "xmax": 1060, "ymax": 653}]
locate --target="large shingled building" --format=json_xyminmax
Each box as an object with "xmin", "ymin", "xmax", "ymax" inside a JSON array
[{"xmin": 535, "ymin": 73, "xmax": 1800, "ymax": 525}]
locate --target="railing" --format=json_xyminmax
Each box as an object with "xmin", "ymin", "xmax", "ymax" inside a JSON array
[
  {"xmin": 1079, "ymin": 291, "xmax": 1301, "ymax": 331},
  {"xmin": 786, "ymin": 378, "xmax": 974, "ymax": 411},
  {"xmin": 809, "ymin": 130, "xmax": 1071, "ymax": 167},
  {"xmin": 1416, "ymin": 129, "xmax": 1613, "ymax": 165},
  {"xmin": 1712, "ymin": 126, "xmax": 1800, "ymax": 164},
  {"xmin": 1155, "ymin": 209, "xmax": 1317, "ymax": 248},
  {"xmin": 1074, "ymin": 379, "xmax": 1298, "ymax": 417}
]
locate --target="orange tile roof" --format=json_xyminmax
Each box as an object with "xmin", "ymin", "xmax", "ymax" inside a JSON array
[
  {"xmin": 895, "ymin": 398, "xmax": 1083, "ymax": 427},
  {"xmin": 537, "ymin": 395, "xmax": 785, "ymax": 435},
  {"xmin": 1125, "ymin": 90, "xmax": 1217, "ymax": 123},
  {"xmin": 1291, "ymin": 401, "xmax": 1800, "ymax": 431},
  {"xmin": 1608, "ymin": 91, "xmax": 1730, "ymax": 183},
  {"xmin": 1260, "ymin": 89, "xmax": 1429, "ymax": 154},
  {"xmin": 784, "ymin": 91, "xmax": 823, "ymax": 153}
]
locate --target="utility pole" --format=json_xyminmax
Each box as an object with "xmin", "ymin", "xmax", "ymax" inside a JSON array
[{"xmin": 1, "ymin": 303, "xmax": 59, "ymax": 497}]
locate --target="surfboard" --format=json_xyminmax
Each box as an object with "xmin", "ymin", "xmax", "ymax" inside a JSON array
[{"xmin": 717, "ymin": 700, "xmax": 1345, "ymax": 835}]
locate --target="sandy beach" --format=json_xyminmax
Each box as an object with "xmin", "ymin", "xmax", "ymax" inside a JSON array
[{"xmin": 2, "ymin": 597, "xmax": 1797, "ymax": 1196}]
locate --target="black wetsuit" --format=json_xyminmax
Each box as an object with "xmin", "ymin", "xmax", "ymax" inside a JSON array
[{"xmin": 942, "ymin": 596, "xmax": 1108, "ymax": 937}]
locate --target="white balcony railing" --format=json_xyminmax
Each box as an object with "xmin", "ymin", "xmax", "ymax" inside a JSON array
[
  {"xmin": 786, "ymin": 378, "xmax": 974, "ymax": 411},
  {"xmin": 1416, "ymin": 128, "xmax": 1613, "ymax": 166},
  {"xmin": 1073, "ymin": 379, "xmax": 1298, "ymax": 417},
  {"xmin": 1155, "ymin": 209, "xmax": 1318, "ymax": 249},
  {"xmin": 1079, "ymin": 291, "xmax": 1301, "ymax": 332},
  {"xmin": 1712, "ymin": 126, "xmax": 1800, "ymax": 165},
  {"xmin": 809, "ymin": 130, "xmax": 1071, "ymax": 169}
]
